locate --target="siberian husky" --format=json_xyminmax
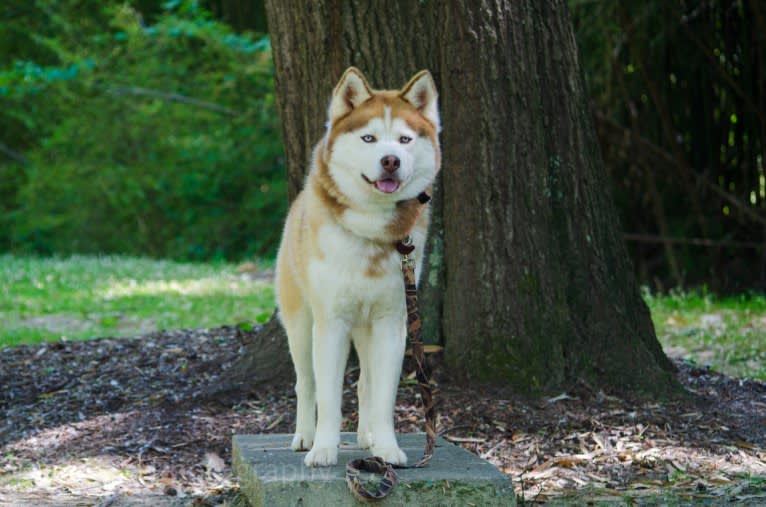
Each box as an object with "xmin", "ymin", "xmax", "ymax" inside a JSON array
[{"xmin": 275, "ymin": 67, "xmax": 441, "ymax": 467}]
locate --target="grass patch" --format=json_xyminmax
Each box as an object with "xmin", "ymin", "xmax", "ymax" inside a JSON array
[
  {"xmin": 643, "ymin": 288, "xmax": 766, "ymax": 381},
  {"xmin": 2, "ymin": 255, "xmax": 763, "ymax": 383},
  {"xmin": 0, "ymin": 254, "xmax": 275, "ymax": 348}
]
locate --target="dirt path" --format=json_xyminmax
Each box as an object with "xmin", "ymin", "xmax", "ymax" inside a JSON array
[{"xmin": 1, "ymin": 327, "xmax": 765, "ymax": 505}]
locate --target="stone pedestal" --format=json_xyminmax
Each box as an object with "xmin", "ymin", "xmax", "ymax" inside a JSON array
[{"xmin": 232, "ymin": 433, "xmax": 514, "ymax": 506}]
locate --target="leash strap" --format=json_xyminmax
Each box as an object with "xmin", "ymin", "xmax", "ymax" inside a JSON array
[
  {"xmin": 400, "ymin": 250, "xmax": 437, "ymax": 468},
  {"xmin": 344, "ymin": 232, "xmax": 436, "ymax": 502}
]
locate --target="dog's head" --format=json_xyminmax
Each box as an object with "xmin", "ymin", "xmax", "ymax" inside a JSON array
[{"xmin": 321, "ymin": 67, "xmax": 441, "ymax": 206}]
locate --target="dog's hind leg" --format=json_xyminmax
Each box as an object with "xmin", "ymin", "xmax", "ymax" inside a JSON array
[{"xmin": 285, "ymin": 305, "xmax": 316, "ymax": 452}]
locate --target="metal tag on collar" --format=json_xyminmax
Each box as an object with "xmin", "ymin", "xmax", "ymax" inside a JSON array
[{"xmin": 396, "ymin": 235, "xmax": 415, "ymax": 254}]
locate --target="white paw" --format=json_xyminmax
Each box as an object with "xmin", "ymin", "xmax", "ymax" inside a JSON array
[
  {"xmin": 291, "ymin": 432, "xmax": 314, "ymax": 451},
  {"xmin": 357, "ymin": 429, "xmax": 372, "ymax": 449},
  {"xmin": 304, "ymin": 446, "xmax": 338, "ymax": 467},
  {"xmin": 371, "ymin": 445, "xmax": 407, "ymax": 465}
]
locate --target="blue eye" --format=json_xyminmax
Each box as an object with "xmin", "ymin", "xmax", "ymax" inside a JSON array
[
  {"xmin": 361, "ymin": 135, "xmax": 376, "ymax": 143},
  {"xmin": 399, "ymin": 136, "xmax": 412, "ymax": 144}
]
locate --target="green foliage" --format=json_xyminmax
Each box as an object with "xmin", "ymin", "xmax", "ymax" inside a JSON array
[
  {"xmin": 0, "ymin": 0, "xmax": 285, "ymax": 260},
  {"xmin": 0, "ymin": 254, "xmax": 275, "ymax": 347}
]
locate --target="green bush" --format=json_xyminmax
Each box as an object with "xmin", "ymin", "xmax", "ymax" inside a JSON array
[{"xmin": 0, "ymin": 0, "xmax": 285, "ymax": 260}]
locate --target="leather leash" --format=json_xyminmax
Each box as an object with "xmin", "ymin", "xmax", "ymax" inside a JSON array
[{"xmin": 344, "ymin": 192, "xmax": 436, "ymax": 502}]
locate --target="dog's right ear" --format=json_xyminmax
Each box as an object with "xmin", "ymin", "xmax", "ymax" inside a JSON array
[{"xmin": 328, "ymin": 67, "xmax": 373, "ymax": 125}]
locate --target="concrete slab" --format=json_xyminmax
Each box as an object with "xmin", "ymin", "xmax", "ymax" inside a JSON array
[{"xmin": 232, "ymin": 433, "xmax": 514, "ymax": 506}]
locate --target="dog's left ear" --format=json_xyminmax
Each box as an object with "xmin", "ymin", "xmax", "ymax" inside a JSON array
[
  {"xmin": 328, "ymin": 67, "xmax": 373, "ymax": 125},
  {"xmin": 400, "ymin": 70, "xmax": 440, "ymax": 131}
]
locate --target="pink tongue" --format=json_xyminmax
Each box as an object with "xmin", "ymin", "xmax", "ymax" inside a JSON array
[{"xmin": 375, "ymin": 179, "xmax": 400, "ymax": 193}]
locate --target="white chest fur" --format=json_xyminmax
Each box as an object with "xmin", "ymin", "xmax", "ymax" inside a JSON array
[{"xmin": 307, "ymin": 222, "xmax": 407, "ymax": 322}]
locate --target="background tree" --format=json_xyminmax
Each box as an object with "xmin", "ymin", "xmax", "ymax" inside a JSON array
[
  {"xmin": 218, "ymin": 0, "xmax": 678, "ymax": 396},
  {"xmin": 573, "ymin": 1, "xmax": 766, "ymax": 291}
]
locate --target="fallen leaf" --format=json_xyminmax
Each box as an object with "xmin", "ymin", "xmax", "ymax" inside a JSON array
[{"xmin": 204, "ymin": 452, "xmax": 225, "ymax": 473}]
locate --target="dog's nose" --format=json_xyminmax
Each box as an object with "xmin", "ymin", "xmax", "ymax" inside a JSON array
[{"xmin": 380, "ymin": 155, "xmax": 400, "ymax": 173}]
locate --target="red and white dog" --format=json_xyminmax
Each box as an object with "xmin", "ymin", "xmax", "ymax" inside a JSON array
[{"xmin": 275, "ymin": 67, "xmax": 441, "ymax": 467}]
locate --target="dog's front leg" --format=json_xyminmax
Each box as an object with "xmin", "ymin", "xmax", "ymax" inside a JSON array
[
  {"xmin": 366, "ymin": 315, "xmax": 407, "ymax": 465},
  {"xmin": 304, "ymin": 317, "xmax": 350, "ymax": 467},
  {"xmin": 353, "ymin": 329, "xmax": 373, "ymax": 449}
]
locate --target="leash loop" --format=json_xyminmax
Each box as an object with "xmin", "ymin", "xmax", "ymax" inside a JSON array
[{"xmin": 344, "ymin": 456, "xmax": 398, "ymax": 502}]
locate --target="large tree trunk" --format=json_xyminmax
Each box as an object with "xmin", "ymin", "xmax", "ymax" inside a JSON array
[
  {"xmin": 218, "ymin": 0, "xmax": 678, "ymax": 398},
  {"xmin": 438, "ymin": 2, "xmax": 676, "ymax": 393}
]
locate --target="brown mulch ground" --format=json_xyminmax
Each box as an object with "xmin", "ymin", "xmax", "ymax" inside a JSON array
[{"xmin": 1, "ymin": 327, "xmax": 765, "ymax": 506}]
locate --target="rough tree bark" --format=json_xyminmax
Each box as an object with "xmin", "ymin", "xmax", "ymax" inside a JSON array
[
  {"xmin": 438, "ymin": 2, "xmax": 676, "ymax": 393},
  {"xmin": 216, "ymin": 0, "xmax": 678, "ymax": 398}
]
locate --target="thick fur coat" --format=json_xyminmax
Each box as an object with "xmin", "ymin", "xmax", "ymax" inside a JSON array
[{"xmin": 275, "ymin": 67, "xmax": 441, "ymax": 467}]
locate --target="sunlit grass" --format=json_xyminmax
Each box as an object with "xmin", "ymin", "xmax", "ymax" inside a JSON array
[
  {"xmin": 102, "ymin": 277, "xmax": 257, "ymax": 298},
  {"xmin": 643, "ymin": 288, "xmax": 766, "ymax": 380},
  {"xmin": 0, "ymin": 254, "xmax": 275, "ymax": 348}
]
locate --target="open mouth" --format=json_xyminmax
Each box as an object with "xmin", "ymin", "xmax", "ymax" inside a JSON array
[{"xmin": 362, "ymin": 174, "xmax": 401, "ymax": 194}]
